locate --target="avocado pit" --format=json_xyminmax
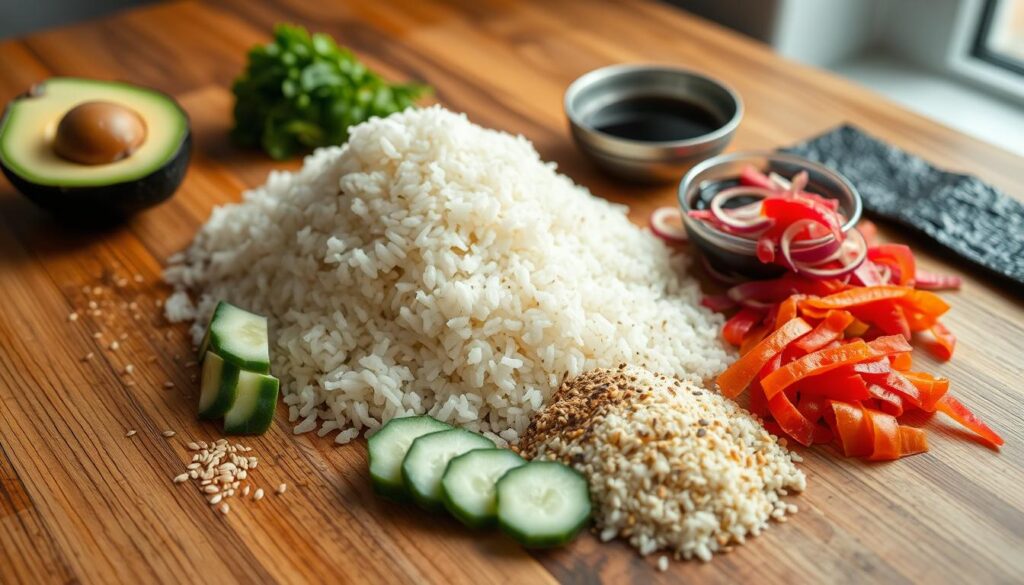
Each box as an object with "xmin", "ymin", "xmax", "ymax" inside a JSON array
[{"xmin": 53, "ymin": 101, "xmax": 147, "ymax": 165}]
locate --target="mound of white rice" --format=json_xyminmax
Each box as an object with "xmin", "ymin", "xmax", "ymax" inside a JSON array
[{"xmin": 164, "ymin": 106, "xmax": 731, "ymax": 444}]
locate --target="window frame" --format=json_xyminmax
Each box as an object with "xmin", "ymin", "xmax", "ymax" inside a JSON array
[{"xmin": 971, "ymin": 0, "xmax": 1024, "ymax": 76}]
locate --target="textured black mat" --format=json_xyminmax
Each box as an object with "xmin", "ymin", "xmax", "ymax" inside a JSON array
[{"xmin": 784, "ymin": 125, "xmax": 1024, "ymax": 287}]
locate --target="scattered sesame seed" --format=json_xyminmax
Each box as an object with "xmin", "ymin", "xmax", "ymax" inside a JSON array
[
  {"xmin": 253, "ymin": 488, "xmax": 264, "ymax": 501},
  {"xmin": 88, "ymin": 301, "xmax": 98, "ymax": 310},
  {"xmin": 162, "ymin": 430, "xmax": 176, "ymax": 437},
  {"xmin": 93, "ymin": 332, "xmax": 102, "ymax": 339},
  {"xmin": 242, "ymin": 485, "xmax": 251, "ymax": 497},
  {"xmin": 134, "ymin": 274, "xmax": 144, "ymax": 283},
  {"xmin": 187, "ymin": 441, "xmax": 200, "ymax": 450},
  {"xmin": 164, "ymin": 381, "xmax": 175, "ymax": 389},
  {"xmin": 92, "ymin": 287, "xmax": 102, "ymax": 295},
  {"xmin": 81, "ymin": 352, "xmax": 94, "ymax": 361},
  {"xmin": 109, "ymin": 341, "xmax": 119, "ymax": 351},
  {"xmin": 203, "ymin": 485, "xmax": 220, "ymax": 494},
  {"xmin": 276, "ymin": 483, "xmax": 287, "ymax": 495},
  {"xmin": 120, "ymin": 333, "xmax": 128, "ymax": 341},
  {"xmin": 68, "ymin": 312, "xmax": 79, "ymax": 322},
  {"xmin": 124, "ymin": 364, "xmax": 135, "ymax": 375},
  {"xmin": 173, "ymin": 473, "xmax": 189, "ymax": 484},
  {"xmin": 125, "ymin": 430, "xmax": 137, "ymax": 437},
  {"xmin": 219, "ymin": 502, "xmax": 230, "ymax": 515}
]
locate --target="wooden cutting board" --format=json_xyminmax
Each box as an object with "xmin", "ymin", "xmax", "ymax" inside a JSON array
[{"xmin": 1, "ymin": 1, "xmax": 1022, "ymax": 583}]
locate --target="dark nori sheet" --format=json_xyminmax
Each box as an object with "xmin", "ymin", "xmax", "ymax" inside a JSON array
[{"xmin": 784, "ymin": 125, "xmax": 1024, "ymax": 287}]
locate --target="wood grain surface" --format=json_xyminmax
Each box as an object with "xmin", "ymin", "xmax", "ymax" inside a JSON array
[{"xmin": 0, "ymin": 1, "xmax": 1022, "ymax": 583}]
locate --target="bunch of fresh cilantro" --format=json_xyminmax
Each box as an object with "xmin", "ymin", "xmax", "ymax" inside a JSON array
[{"xmin": 231, "ymin": 24, "xmax": 430, "ymax": 159}]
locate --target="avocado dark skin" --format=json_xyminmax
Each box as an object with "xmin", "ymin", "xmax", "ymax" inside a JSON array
[
  {"xmin": 0, "ymin": 80, "xmax": 192, "ymax": 224},
  {"xmin": 1, "ymin": 133, "xmax": 192, "ymax": 222}
]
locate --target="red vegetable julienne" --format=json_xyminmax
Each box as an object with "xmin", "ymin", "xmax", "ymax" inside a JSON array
[{"xmin": 683, "ymin": 170, "xmax": 1003, "ymax": 460}]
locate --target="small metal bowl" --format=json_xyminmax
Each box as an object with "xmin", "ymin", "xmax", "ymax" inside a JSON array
[
  {"xmin": 678, "ymin": 151, "xmax": 863, "ymax": 279},
  {"xmin": 564, "ymin": 64, "xmax": 742, "ymax": 182}
]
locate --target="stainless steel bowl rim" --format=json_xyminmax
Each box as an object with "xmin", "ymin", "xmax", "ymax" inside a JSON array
[
  {"xmin": 677, "ymin": 150, "xmax": 863, "ymax": 253},
  {"xmin": 564, "ymin": 64, "xmax": 744, "ymax": 153}
]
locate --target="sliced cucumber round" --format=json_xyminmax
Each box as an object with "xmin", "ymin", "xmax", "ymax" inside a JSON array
[
  {"xmin": 441, "ymin": 448, "xmax": 526, "ymax": 529},
  {"xmin": 223, "ymin": 370, "xmax": 280, "ymax": 435},
  {"xmin": 496, "ymin": 461, "xmax": 591, "ymax": 548},
  {"xmin": 207, "ymin": 301, "xmax": 270, "ymax": 373},
  {"xmin": 368, "ymin": 416, "xmax": 453, "ymax": 499},
  {"xmin": 401, "ymin": 429, "xmax": 493, "ymax": 511},
  {"xmin": 198, "ymin": 351, "xmax": 239, "ymax": 420}
]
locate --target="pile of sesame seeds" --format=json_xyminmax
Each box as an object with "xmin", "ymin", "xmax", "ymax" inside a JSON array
[
  {"xmin": 170, "ymin": 438, "xmax": 287, "ymax": 514},
  {"xmin": 518, "ymin": 365, "xmax": 806, "ymax": 568}
]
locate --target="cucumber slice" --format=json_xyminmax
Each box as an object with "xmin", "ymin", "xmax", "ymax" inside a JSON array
[
  {"xmin": 368, "ymin": 416, "xmax": 452, "ymax": 499},
  {"xmin": 441, "ymin": 449, "xmax": 526, "ymax": 528},
  {"xmin": 401, "ymin": 429, "xmax": 494, "ymax": 511},
  {"xmin": 207, "ymin": 301, "xmax": 270, "ymax": 373},
  {"xmin": 496, "ymin": 461, "xmax": 591, "ymax": 548},
  {"xmin": 223, "ymin": 370, "xmax": 280, "ymax": 435},
  {"xmin": 198, "ymin": 351, "xmax": 239, "ymax": 420}
]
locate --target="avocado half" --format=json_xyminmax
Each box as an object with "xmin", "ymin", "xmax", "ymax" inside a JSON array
[{"xmin": 0, "ymin": 77, "xmax": 191, "ymax": 221}]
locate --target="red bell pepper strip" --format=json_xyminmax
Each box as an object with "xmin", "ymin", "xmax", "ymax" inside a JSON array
[
  {"xmin": 716, "ymin": 318, "xmax": 812, "ymax": 398},
  {"xmin": 774, "ymin": 295, "xmax": 804, "ymax": 327},
  {"xmin": 813, "ymin": 424, "xmax": 835, "ymax": 444},
  {"xmin": 722, "ymin": 307, "xmax": 763, "ymax": 346},
  {"xmin": 850, "ymin": 357, "xmax": 891, "ymax": 375},
  {"xmin": 902, "ymin": 371, "xmax": 949, "ymax": 412},
  {"xmin": 739, "ymin": 165, "xmax": 773, "ymax": 189},
  {"xmin": 701, "ymin": 294, "xmax": 737, "ymax": 312},
  {"xmin": 793, "ymin": 310, "xmax": 853, "ymax": 353},
  {"xmin": 852, "ymin": 301, "xmax": 911, "ymax": 340},
  {"xmin": 747, "ymin": 379, "xmax": 768, "ymax": 418},
  {"xmin": 795, "ymin": 369, "xmax": 871, "ymax": 401},
  {"xmin": 756, "ymin": 236, "xmax": 776, "ymax": 264},
  {"xmin": 862, "ymin": 370, "xmax": 923, "ymax": 409},
  {"xmin": 898, "ymin": 425, "xmax": 929, "ymax": 457},
  {"xmin": 864, "ymin": 408, "xmax": 902, "ymax": 461},
  {"xmin": 761, "ymin": 340, "xmax": 873, "ymax": 399},
  {"xmin": 761, "ymin": 197, "xmax": 843, "ymax": 244},
  {"xmin": 914, "ymin": 270, "xmax": 962, "ymax": 290},
  {"xmin": 802, "ymin": 286, "xmax": 912, "ymax": 311},
  {"xmin": 866, "ymin": 382, "xmax": 904, "ymax": 417},
  {"xmin": 796, "ymin": 393, "xmax": 826, "ymax": 422},
  {"xmin": 768, "ymin": 391, "xmax": 817, "ymax": 446},
  {"xmin": 739, "ymin": 324, "xmax": 769, "ymax": 356},
  {"xmin": 868, "ymin": 244, "xmax": 916, "ymax": 286},
  {"xmin": 936, "ymin": 395, "xmax": 1004, "ymax": 448},
  {"xmin": 866, "ymin": 334, "xmax": 913, "ymax": 356},
  {"xmin": 829, "ymin": 401, "xmax": 873, "ymax": 458},
  {"xmin": 857, "ymin": 220, "xmax": 878, "ymax": 245},
  {"xmin": 890, "ymin": 352, "xmax": 913, "ymax": 371},
  {"xmin": 845, "ymin": 318, "xmax": 870, "ymax": 337},
  {"xmin": 924, "ymin": 321, "xmax": 956, "ymax": 361}
]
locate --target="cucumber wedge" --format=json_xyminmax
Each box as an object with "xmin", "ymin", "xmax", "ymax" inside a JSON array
[
  {"xmin": 207, "ymin": 301, "xmax": 270, "ymax": 373},
  {"xmin": 441, "ymin": 448, "xmax": 526, "ymax": 528},
  {"xmin": 401, "ymin": 429, "xmax": 493, "ymax": 511},
  {"xmin": 496, "ymin": 461, "xmax": 591, "ymax": 548},
  {"xmin": 223, "ymin": 370, "xmax": 280, "ymax": 435},
  {"xmin": 198, "ymin": 351, "xmax": 239, "ymax": 420},
  {"xmin": 368, "ymin": 416, "xmax": 453, "ymax": 499}
]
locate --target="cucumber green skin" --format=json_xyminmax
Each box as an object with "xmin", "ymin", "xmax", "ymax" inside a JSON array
[
  {"xmin": 198, "ymin": 357, "xmax": 239, "ymax": 420},
  {"xmin": 208, "ymin": 301, "xmax": 270, "ymax": 373},
  {"xmin": 441, "ymin": 449, "xmax": 525, "ymax": 529},
  {"xmin": 223, "ymin": 374, "xmax": 279, "ymax": 435},
  {"xmin": 368, "ymin": 416, "xmax": 452, "ymax": 501},
  {"xmin": 401, "ymin": 430, "xmax": 493, "ymax": 512},
  {"xmin": 496, "ymin": 462, "xmax": 592, "ymax": 548}
]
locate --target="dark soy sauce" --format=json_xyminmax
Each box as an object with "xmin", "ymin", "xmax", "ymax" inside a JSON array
[{"xmin": 590, "ymin": 96, "xmax": 723, "ymax": 142}]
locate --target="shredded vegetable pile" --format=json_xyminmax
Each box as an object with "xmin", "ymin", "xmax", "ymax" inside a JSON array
[{"xmin": 651, "ymin": 166, "xmax": 1003, "ymax": 461}]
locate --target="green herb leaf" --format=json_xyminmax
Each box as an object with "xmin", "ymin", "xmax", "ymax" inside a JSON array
[{"xmin": 231, "ymin": 24, "xmax": 431, "ymax": 160}]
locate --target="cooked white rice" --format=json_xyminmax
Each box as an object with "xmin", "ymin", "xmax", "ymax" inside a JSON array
[{"xmin": 164, "ymin": 106, "xmax": 731, "ymax": 444}]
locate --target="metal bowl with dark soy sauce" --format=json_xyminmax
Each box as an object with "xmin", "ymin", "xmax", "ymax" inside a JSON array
[
  {"xmin": 565, "ymin": 64, "xmax": 742, "ymax": 182},
  {"xmin": 679, "ymin": 151, "xmax": 862, "ymax": 280}
]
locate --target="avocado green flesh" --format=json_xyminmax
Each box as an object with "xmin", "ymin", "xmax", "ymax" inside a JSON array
[{"xmin": 0, "ymin": 77, "xmax": 188, "ymax": 187}]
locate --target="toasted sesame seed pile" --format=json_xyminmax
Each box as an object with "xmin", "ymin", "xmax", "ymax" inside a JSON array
[
  {"xmin": 170, "ymin": 439, "xmax": 283, "ymax": 514},
  {"xmin": 518, "ymin": 365, "xmax": 806, "ymax": 566}
]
